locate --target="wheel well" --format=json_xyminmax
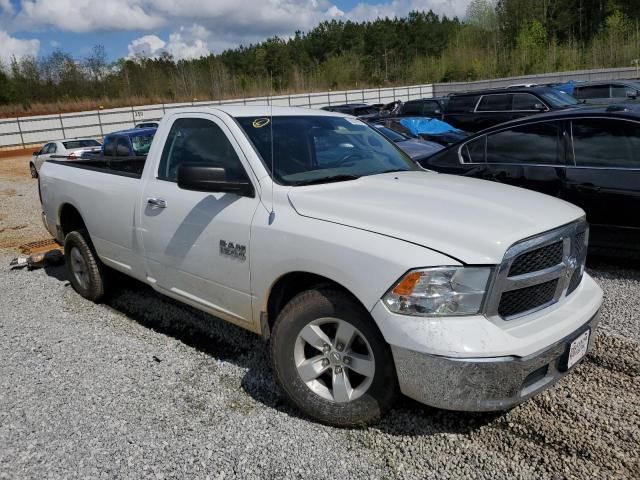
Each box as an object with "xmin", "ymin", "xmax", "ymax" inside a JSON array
[
  {"xmin": 266, "ymin": 272, "xmax": 364, "ymax": 331},
  {"xmin": 59, "ymin": 204, "xmax": 86, "ymax": 238}
]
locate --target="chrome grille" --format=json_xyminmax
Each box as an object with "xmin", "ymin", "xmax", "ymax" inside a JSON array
[
  {"xmin": 498, "ymin": 279, "xmax": 558, "ymax": 317},
  {"xmin": 509, "ymin": 241, "xmax": 563, "ymax": 276},
  {"xmin": 485, "ymin": 220, "xmax": 589, "ymax": 320}
]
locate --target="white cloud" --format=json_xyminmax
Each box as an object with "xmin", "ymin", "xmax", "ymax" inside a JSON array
[
  {"xmin": 0, "ymin": 0, "xmax": 14, "ymax": 15},
  {"xmin": 18, "ymin": 0, "xmax": 473, "ymax": 58},
  {"xmin": 128, "ymin": 26, "xmax": 215, "ymax": 60},
  {"xmin": 127, "ymin": 26, "xmax": 213, "ymax": 60},
  {"xmin": 127, "ymin": 34, "xmax": 166, "ymax": 58},
  {"xmin": 16, "ymin": 0, "xmax": 164, "ymax": 33},
  {"xmin": 0, "ymin": 30, "xmax": 40, "ymax": 67}
]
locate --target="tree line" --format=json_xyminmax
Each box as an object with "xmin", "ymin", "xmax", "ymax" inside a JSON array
[{"xmin": 1, "ymin": 0, "xmax": 640, "ymax": 116}]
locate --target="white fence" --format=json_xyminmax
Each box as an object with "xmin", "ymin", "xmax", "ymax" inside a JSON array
[
  {"xmin": 0, "ymin": 84, "xmax": 433, "ymax": 150},
  {"xmin": 2, "ymin": 64, "xmax": 639, "ymax": 151}
]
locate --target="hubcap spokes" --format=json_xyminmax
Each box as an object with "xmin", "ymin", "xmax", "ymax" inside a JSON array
[
  {"xmin": 70, "ymin": 247, "xmax": 90, "ymax": 289},
  {"xmin": 294, "ymin": 318, "xmax": 375, "ymax": 403}
]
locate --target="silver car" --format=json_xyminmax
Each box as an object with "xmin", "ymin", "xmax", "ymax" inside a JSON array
[{"xmin": 30, "ymin": 139, "xmax": 102, "ymax": 178}]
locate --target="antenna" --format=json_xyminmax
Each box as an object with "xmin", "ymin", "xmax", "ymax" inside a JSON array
[{"xmin": 268, "ymin": 72, "xmax": 276, "ymax": 224}]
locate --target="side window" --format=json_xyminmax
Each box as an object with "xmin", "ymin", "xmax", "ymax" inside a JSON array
[
  {"xmin": 512, "ymin": 93, "xmax": 543, "ymax": 111},
  {"xmin": 41, "ymin": 143, "xmax": 52, "ymax": 154},
  {"xmin": 402, "ymin": 102, "xmax": 423, "ymax": 115},
  {"xmin": 611, "ymin": 84, "xmax": 637, "ymax": 98},
  {"xmin": 422, "ymin": 101, "xmax": 441, "ymax": 114},
  {"xmin": 103, "ymin": 136, "xmax": 115, "ymax": 156},
  {"xmin": 571, "ymin": 119, "xmax": 640, "ymax": 168},
  {"xmin": 461, "ymin": 136, "xmax": 487, "ymax": 163},
  {"xmin": 574, "ymin": 84, "xmax": 609, "ymax": 99},
  {"xmin": 158, "ymin": 117, "xmax": 247, "ymax": 182},
  {"xmin": 116, "ymin": 137, "xmax": 130, "ymax": 156},
  {"xmin": 476, "ymin": 94, "xmax": 512, "ymax": 112},
  {"xmin": 446, "ymin": 95, "xmax": 480, "ymax": 113},
  {"xmin": 485, "ymin": 121, "xmax": 562, "ymax": 165},
  {"xmin": 46, "ymin": 143, "xmax": 57, "ymax": 154}
]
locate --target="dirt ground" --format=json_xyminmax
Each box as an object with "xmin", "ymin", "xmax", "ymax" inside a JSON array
[{"xmin": 0, "ymin": 154, "xmax": 51, "ymax": 250}]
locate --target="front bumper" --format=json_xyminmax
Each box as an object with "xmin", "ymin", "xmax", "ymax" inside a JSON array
[{"xmin": 391, "ymin": 310, "xmax": 600, "ymax": 411}]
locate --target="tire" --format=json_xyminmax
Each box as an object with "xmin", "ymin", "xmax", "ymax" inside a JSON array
[
  {"xmin": 64, "ymin": 229, "xmax": 108, "ymax": 302},
  {"xmin": 30, "ymin": 163, "xmax": 38, "ymax": 178},
  {"xmin": 270, "ymin": 288, "xmax": 397, "ymax": 427}
]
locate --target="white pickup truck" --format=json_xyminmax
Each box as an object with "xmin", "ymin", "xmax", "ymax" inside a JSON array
[{"xmin": 39, "ymin": 106, "xmax": 603, "ymax": 426}]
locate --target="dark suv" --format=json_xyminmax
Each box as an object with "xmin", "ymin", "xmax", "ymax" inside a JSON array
[
  {"xmin": 397, "ymin": 97, "xmax": 448, "ymax": 118},
  {"xmin": 443, "ymin": 86, "xmax": 582, "ymax": 132},
  {"xmin": 420, "ymin": 104, "xmax": 640, "ymax": 257},
  {"xmin": 573, "ymin": 80, "xmax": 640, "ymax": 104}
]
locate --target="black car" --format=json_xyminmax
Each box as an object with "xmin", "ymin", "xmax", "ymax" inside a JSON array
[
  {"xmin": 397, "ymin": 97, "xmax": 449, "ymax": 118},
  {"xmin": 573, "ymin": 80, "xmax": 640, "ymax": 104},
  {"xmin": 420, "ymin": 104, "xmax": 640, "ymax": 256},
  {"xmin": 442, "ymin": 86, "xmax": 583, "ymax": 132},
  {"xmin": 321, "ymin": 104, "xmax": 379, "ymax": 118}
]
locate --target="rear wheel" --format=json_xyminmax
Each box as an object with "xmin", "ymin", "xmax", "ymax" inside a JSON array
[
  {"xmin": 64, "ymin": 229, "xmax": 108, "ymax": 302},
  {"xmin": 270, "ymin": 288, "xmax": 397, "ymax": 426},
  {"xmin": 30, "ymin": 163, "xmax": 38, "ymax": 178}
]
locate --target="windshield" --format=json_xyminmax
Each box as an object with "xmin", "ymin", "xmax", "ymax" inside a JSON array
[
  {"xmin": 372, "ymin": 124, "xmax": 408, "ymax": 142},
  {"xmin": 131, "ymin": 133, "xmax": 155, "ymax": 155},
  {"xmin": 62, "ymin": 139, "xmax": 100, "ymax": 149},
  {"xmin": 541, "ymin": 90, "xmax": 580, "ymax": 108},
  {"xmin": 237, "ymin": 115, "xmax": 418, "ymax": 185}
]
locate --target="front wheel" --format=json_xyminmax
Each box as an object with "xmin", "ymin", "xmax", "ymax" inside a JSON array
[
  {"xmin": 270, "ymin": 288, "xmax": 397, "ymax": 426},
  {"xmin": 30, "ymin": 163, "xmax": 38, "ymax": 178}
]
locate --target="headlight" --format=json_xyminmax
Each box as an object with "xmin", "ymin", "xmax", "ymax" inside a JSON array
[{"xmin": 382, "ymin": 267, "xmax": 491, "ymax": 316}]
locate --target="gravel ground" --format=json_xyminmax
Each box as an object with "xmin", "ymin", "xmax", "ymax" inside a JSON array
[{"xmin": 1, "ymin": 156, "xmax": 639, "ymax": 479}]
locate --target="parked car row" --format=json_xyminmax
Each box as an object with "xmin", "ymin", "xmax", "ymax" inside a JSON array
[
  {"xmin": 30, "ymin": 127, "xmax": 158, "ymax": 178},
  {"xmin": 30, "ymin": 139, "xmax": 102, "ymax": 177}
]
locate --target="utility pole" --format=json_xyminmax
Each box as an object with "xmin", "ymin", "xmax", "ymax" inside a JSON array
[{"xmin": 383, "ymin": 48, "xmax": 389, "ymax": 82}]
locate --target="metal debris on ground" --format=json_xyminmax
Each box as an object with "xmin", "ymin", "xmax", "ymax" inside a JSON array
[
  {"xmin": 9, "ymin": 249, "xmax": 64, "ymax": 270},
  {"xmin": 19, "ymin": 238, "xmax": 60, "ymax": 255}
]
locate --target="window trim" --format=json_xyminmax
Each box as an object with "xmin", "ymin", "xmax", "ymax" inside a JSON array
[
  {"xmin": 574, "ymin": 84, "xmax": 611, "ymax": 100},
  {"xmin": 510, "ymin": 93, "xmax": 550, "ymax": 112},
  {"xmin": 568, "ymin": 116, "xmax": 640, "ymax": 171},
  {"xmin": 474, "ymin": 94, "xmax": 513, "ymax": 113},
  {"xmin": 155, "ymin": 114, "xmax": 257, "ymax": 186},
  {"xmin": 457, "ymin": 118, "xmax": 567, "ymax": 167}
]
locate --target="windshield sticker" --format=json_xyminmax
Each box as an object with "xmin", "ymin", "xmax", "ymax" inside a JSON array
[{"xmin": 252, "ymin": 118, "xmax": 270, "ymax": 128}]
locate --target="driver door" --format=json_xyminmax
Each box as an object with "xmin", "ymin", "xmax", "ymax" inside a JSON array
[{"xmin": 140, "ymin": 114, "xmax": 260, "ymax": 326}]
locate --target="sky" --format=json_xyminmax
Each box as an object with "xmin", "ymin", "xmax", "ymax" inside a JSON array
[{"xmin": 0, "ymin": 0, "xmax": 473, "ymax": 66}]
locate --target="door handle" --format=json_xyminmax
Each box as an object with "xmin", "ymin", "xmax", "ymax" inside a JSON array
[{"xmin": 147, "ymin": 197, "xmax": 167, "ymax": 208}]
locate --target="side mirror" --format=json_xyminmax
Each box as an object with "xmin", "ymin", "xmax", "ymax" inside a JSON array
[
  {"xmin": 116, "ymin": 144, "xmax": 130, "ymax": 156},
  {"xmin": 177, "ymin": 163, "xmax": 254, "ymax": 197},
  {"xmin": 33, "ymin": 151, "xmax": 40, "ymax": 156}
]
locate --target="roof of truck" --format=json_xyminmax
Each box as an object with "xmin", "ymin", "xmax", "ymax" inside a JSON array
[{"xmin": 167, "ymin": 105, "xmax": 352, "ymax": 118}]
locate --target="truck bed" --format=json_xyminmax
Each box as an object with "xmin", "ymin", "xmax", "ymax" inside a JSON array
[{"xmin": 49, "ymin": 156, "xmax": 147, "ymax": 179}]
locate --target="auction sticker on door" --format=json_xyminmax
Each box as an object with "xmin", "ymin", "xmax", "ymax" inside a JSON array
[{"xmin": 566, "ymin": 330, "xmax": 590, "ymax": 370}]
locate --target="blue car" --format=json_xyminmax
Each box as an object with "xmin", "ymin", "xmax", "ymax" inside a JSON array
[{"xmin": 83, "ymin": 127, "xmax": 157, "ymax": 158}]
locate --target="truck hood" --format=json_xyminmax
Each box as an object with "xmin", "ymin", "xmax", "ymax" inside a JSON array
[{"xmin": 287, "ymin": 171, "xmax": 584, "ymax": 264}]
